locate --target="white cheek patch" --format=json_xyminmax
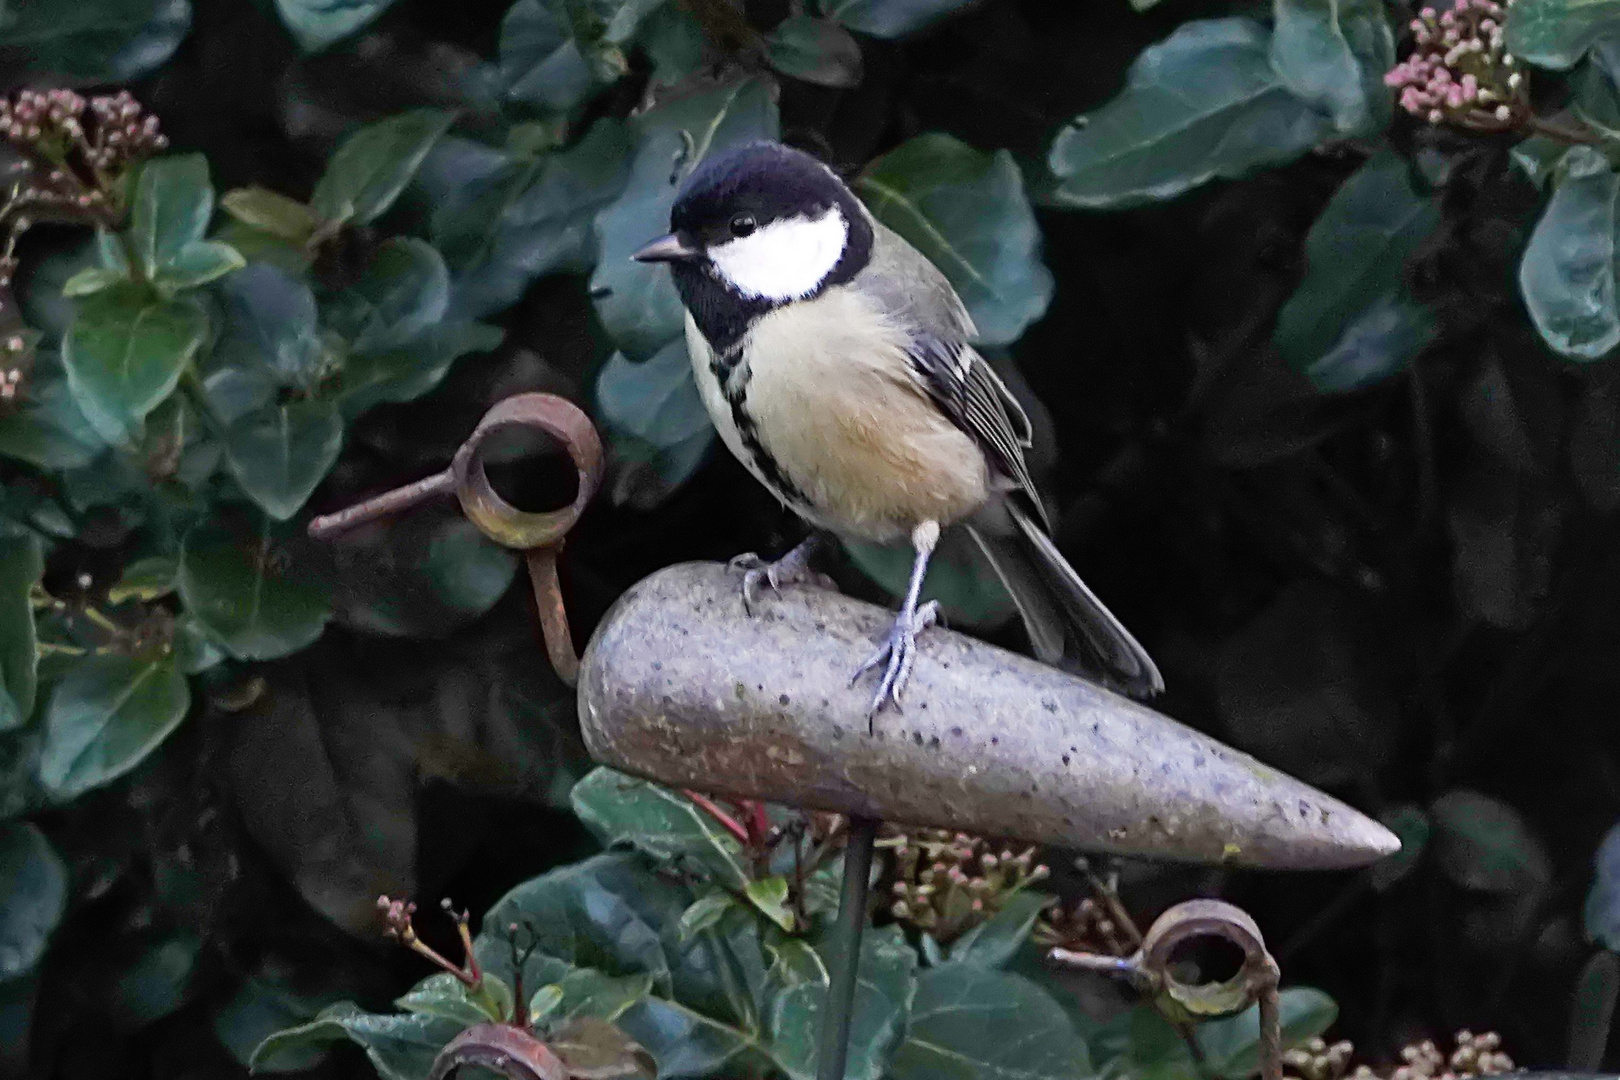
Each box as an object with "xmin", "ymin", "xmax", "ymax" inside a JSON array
[{"xmin": 708, "ymin": 208, "xmax": 848, "ymax": 302}]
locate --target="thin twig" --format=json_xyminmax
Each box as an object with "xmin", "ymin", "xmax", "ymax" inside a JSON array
[{"xmin": 684, "ymin": 789, "xmax": 750, "ymax": 845}]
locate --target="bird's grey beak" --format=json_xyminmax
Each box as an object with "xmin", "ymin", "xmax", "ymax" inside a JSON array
[{"xmin": 632, "ymin": 233, "xmax": 701, "ymax": 263}]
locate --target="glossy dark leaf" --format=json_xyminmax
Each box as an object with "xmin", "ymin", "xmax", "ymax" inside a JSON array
[
  {"xmin": 62, "ymin": 284, "xmax": 208, "ymax": 446},
  {"xmin": 1504, "ymin": 0, "xmax": 1620, "ymax": 68},
  {"xmin": 0, "ymin": 822, "xmax": 67, "ymax": 979},
  {"xmin": 596, "ymin": 338, "xmax": 715, "ymax": 477},
  {"xmin": 212, "ymin": 968, "xmax": 341, "ymax": 1072},
  {"xmin": 1197, "ymin": 988, "xmax": 1338, "ymax": 1078},
  {"xmin": 1431, "ymin": 789, "xmax": 1553, "ymax": 895},
  {"xmin": 1269, "ymin": 0, "xmax": 1393, "ymax": 135},
  {"xmin": 857, "ymin": 134, "xmax": 1053, "ymax": 346},
  {"xmin": 430, "ymin": 121, "xmax": 630, "ymax": 319},
  {"xmin": 37, "ymin": 652, "xmax": 191, "ymax": 800},
  {"xmin": 222, "ymin": 399, "xmax": 345, "ymax": 521},
  {"xmin": 220, "ymin": 186, "xmax": 320, "ymax": 243},
  {"xmin": 0, "ymin": 353, "xmax": 104, "ymax": 471},
  {"xmin": 340, "ymin": 321, "xmax": 503, "ymax": 417},
  {"xmin": 395, "ymin": 972, "xmax": 513, "ymax": 1025},
  {"xmin": 325, "ymin": 238, "xmax": 450, "ymax": 355},
  {"xmin": 1276, "ymin": 153, "xmax": 1440, "ymax": 390},
  {"xmin": 766, "ymin": 16, "xmax": 864, "ymax": 88},
  {"xmin": 251, "ymin": 1002, "xmax": 462, "ymax": 1079},
  {"xmin": 824, "ymin": 0, "xmax": 974, "ymax": 38},
  {"xmin": 1590, "ymin": 822, "xmax": 1620, "ymax": 950},
  {"xmin": 129, "ymin": 154, "xmax": 216, "ymax": 282},
  {"xmin": 216, "ymin": 262, "xmax": 324, "ymax": 390},
  {"xmin": 0, "ymin": 536, "xmax": 43, "ymax": 732},
  {"xmin": 889, "ymin": 962, "xmax": 1089, "ymax": 1080},
  {"xmin": 0, "ymin": 0, "xmax": 191, "ymax": 80},
  {"xmin": 498, "ymin": 0, "xmax": 626, "ymax": 112},
  {"xmin": 946, "ymin": 890, "xmax": 1052, "ymax": 969},
  {"xmin": 1511, "ymin": 134, "xmax": 1574, "ymax": 190},
  {"xmin": 1519, "ymin": 146, "xmax": 1620, "ymax": 361},
  {"xmin": 591, "ymin": 77, "xmax": 779, "ymax": 360},
  {"xmin": 614, "ymin": 996, "xmax": 751, "ymax": 1077},
  {"xmin": 311, "ymin": 110, "xmax": 456, "ymax": 227},
  {"xmin": 178, "ymin": 526, "xmax": 331, "ymax": 660},
  {"xmin": 1046, "ymin": 19, "xmax": 1334, "ymax": 208},
  {"xmin": 274, "ymin": 0, "xmax": 400, "ymax": 52},
  {"xmin": 770, "ymin": 924, "xmax": 917, "ymax": 1080},
  {"xmin": 571, "ymin": 767, "xmax": 750, "ymax": 891}
]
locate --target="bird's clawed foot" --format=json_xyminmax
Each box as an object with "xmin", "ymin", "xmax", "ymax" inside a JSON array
[
  {"xmin": 852, "ymin": 600, "xmax": 939, "ymax": 725},
  {"xmin": 729, "ymin": 536, "xmax": 828, "ymax": 615}
]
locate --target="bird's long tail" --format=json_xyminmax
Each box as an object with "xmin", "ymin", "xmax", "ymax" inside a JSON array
[{"xmin": 966, "ymin": 505, "xmax": 1164, "ymax": 698}]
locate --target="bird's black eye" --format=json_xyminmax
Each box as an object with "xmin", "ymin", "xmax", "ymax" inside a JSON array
[{"xmin": 729, "ymin": 213, "xmax": 757, "ymax": 238}]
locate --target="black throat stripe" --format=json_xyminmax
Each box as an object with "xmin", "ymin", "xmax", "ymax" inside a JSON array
[{"xmin": 711, "ymin": 348, "xmax": 811, "ymax": 510}]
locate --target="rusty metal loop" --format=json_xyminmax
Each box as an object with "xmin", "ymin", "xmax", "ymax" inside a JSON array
[
  {"xmin": 428, "ymin": 1023, "xmax": 567, "ymax": 1080},
  {"xmin": 450, "ymin": 393, "xmax": 604, "ymax": 551}
]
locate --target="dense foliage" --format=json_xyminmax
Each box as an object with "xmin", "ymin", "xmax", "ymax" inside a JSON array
[{"xmin": 6, "ymin": 0, "xmax": 1620, "ymax": 1075}]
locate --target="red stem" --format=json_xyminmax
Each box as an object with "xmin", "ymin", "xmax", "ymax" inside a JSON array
[
  {"xmin": 684, "ymin": 789, "xmax": 751, "ymax": 845},
  {"xmin": 748, "ymin": 801, "xmax": 771, "ymax": 847}
]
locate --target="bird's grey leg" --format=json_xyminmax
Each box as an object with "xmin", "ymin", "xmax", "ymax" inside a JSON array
[
  {"xmin": 729, "ymin": 533, "xmax": 828, "ymax": 615},
  {"xmin": 851, "ymin": 520, "xmax": 941, "ymax": 724}
]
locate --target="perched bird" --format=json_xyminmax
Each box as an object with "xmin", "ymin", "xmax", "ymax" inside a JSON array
[{"xmin": 633, "ymin": 140, "xmax": 1162, "ymax": 715}]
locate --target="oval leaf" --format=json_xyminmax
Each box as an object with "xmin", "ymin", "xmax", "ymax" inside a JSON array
[
  {"xmin": 217, "ymin": 262, "xmax": 324, "ymax": 390},
  {"xmin": 324, "ymin": 237, "xmax": 450, "ymax": 355},
  {"xmin": 37, "ymin": 652, "xmax": 191, "ymax": 800},
  {"xmin": 766, "ymin": 16, "xmax": 864, "ymax": 88},
  {"xmin": 889, "ymin": 962, "xmax": 1090, "ymax": 1080},
  {"xmin": 179, "ymin": 527, "xmax": 332, "ymax": 660},
  {"xmin": 0, "ymin": 536, "xmax": 43, "ymax": 731},
  {"xmin": 223, "ymin": 399, "xmax": 345, "ymax": 521},
  {"xmin": 130, "ymin": 154, "xmax": 216, "ymax": 281},
  {"xmin": 1047, "ymin": 18, "xmax": 1334, "ymax": 209},
  {"xmin": 274, "ymin": 0, "xmax": 400, "ymax": 52},
  {"xmin": 824, "ymin": 0, "xmax": 975, "ymax": 38},
  {"xmin": 571, "ymin": 767, "xmax": 750, "ymax": 891},
  {"xmin": 1519, "ymin": 145, "xmax": 1620, "ymax": 361},
  {"xmin": 1504, "ymin": 0, "xmax": 1620, "ymax": 68},
  {"xmin": 1269, "ymin": 0, "xmax": 1393, "ymax": 136},
  {"xmin": 63, "ymin": 284, "xmax": 208, "ymax": 445},
  {"xmin": 311, "ymin": 110, "xmax": 455, "ymax": 227},
  {"xmin": 858, "ymin": 133, "xmax": 1053, "ymax": 345},
  {"xmin": 0, "ymin": 822, "xmax": 67, "ymax": 980}
]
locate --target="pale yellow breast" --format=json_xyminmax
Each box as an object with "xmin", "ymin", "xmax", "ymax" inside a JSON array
[{"xmin": 740, "ymin": 288, "xmax": 990, "ymax": 542}]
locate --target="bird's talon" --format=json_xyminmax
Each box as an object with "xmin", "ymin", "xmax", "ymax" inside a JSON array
[
  {"xmin": 854, "ymin": 601, "xmax": 939, "ymax": 726},
  {"xmin": 729, "ymin": 542, "xmax": 826, "ymax": 616}
]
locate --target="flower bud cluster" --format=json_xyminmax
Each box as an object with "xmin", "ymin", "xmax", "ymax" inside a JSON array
[
  {"xmin": 1385, "ymin": 0, "xmax": 1526, "ymax": 130},
  {"xmin": 1033, "ymin": 894, "xmax": 1135, "ymax": 956},
  {"xmin": 1279, "ymin": 1031, "xmax": 1513, "ymax": 1080},
  {"xmin": 1, "ymin": 88, "xmax": 167, "ymax": 173},
  {"xmin": 882, "ymin": 827, "xmax": 1049, "ymax": 943}
]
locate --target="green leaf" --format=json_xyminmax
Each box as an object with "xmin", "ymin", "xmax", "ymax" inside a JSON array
[
  {"xmin": 1046, "ymin": 18, "xmax": 1334, "ymax": 209},
  {"xmin": 947, "ymin": 890, "xmax": 1052, "ymax": 969},
  {"xmin": 130, "ymin": 155, "xmax": 216, "ymax": 282},
  {"xmin": 62, "ymin": 284, "xmax": 208, "ymax": 446},
  {"xmin": 636, "ymin": 3, "xmax": 707, "ymax": 85},
  {"xmin": 889, "ymin": 963, "xmax": 1090, "ymax": 1080},
  {"xmin": 530, "ymin": 984, "xmax": 566, "ymax": 1022},
  {"xmin": 498, "ymin": 0, "xmax": 625, "ymax": 111},
  {"xmin": 339, "ymin": 320, "xmax": 504, "ymax": 416},
  {"xmin": 1520, "ymin": 145, "xmax": 1620, "ymax": 361},
  {"xmin": 221, "ymin": 186, "xmax": 320, "ymax": 243},
  {"xmin": 1512, "ymin": 134, "xmax": 1575, "ymax": 189},
  {"xmin": 766, "ymin": 16, "xmax": 864, "ymax": 88},
  {"xmin": 311, "ymin": 110, "xmax": 456, "ymax": 226},
  {"xmin": 0, "ymin": 822, "xmax": 67, "ymax": 980},
  {"xmin": 1505, "ymin": 0, "xmax": 1620, "ymax": 68},
  {"xmin": 679, "ymin": 893, "xmax": 739, "ymax": 940},
  {"xmin": 62, "ymin": 266, "xmax": 128, "ymax": 298},
  {"xmin": 0, "ymin": 0, "xmax": 191, "ymax": 80},
  {"xmin": 212, "ymin": 968, "xmax": 342, "ymax": 1072},
  {"xmin": 824, "ymin": 0, "xmax": 974, "ymax": 38},
  {"xmin": 1275, "ymin": 152, "xmax": 1441, "ymax": 392},
  {"xmin": 554, "ymin": 969, "xmax": 657, "ymax": 1022},
  {"xmin": 1589, "ymin": 820, "xmax": 1620, "ymax": 949},
  {"xmin": 158, "ymin": 239, "xmax": 245, "ymax": 291},
  {"xmin": 745, "ymin": 877, "xmax": 796, "ymax": 932},
  {"xmin": 0, "ymin": 352, "xmax": 105, "ymax": 471},
  {"xmin": 769, "ymin": 925, "xmax": 916, "ymax": 1080},
  {"xmin": 857, "ymin": 133, "xmax": 1053, "ymax": 346},
  {"xmin": 217, "ymin": 262, "xmax": 325, "ymax": 390},
  {"xmin": 37, "ymin": 652, "xmax": 191, "ymax": 800},
  {"xmin": 109, "ymin": 555, "xmax": 177, "ymax": 605},
  {"xmin": 430, "ymin": 120, "xmax": 630, "ymax": 319},
  {"xmin": 274, "ymin": 0, "xmax": 400, "ymax": 52},
  {"xmin": 591, "ymin": 77, "xmax": 779, "ymax": 360},
  {"xmin": 1431, "ymin": 788, "xmax": 1553, "ymax": 894},
  {"xmin": 110, "ymin": 930, "xmax": 202, "ymax": 1027},
  {"xmin": 178, "ymin": 526, "xmax": 332, "ymax": 660},
  {"xmin": 222, "ymin": 399, "xmax": 345, "ymax": 521},
  {"xmin": 0, "ymin": 537, "xmax": 42, "ymax": 733},
  {"xmin": 1198, "ymin": 987, "xmax": 1338, "ymax": 1078},
  {"xmin": 595, "ymin": 339, "xmax": 715, "ymax": 489},
  {"xmin": 325, "ymin": 237, "xmax": 450, "ymax": 356},
  {"xmin": 571, "ymin": 767, "xmax": 751, "ymax": 891},
  {"xmin": 251, "ymin": 1001, "xmax": 463, "ymax": 1080},
  {"xmin": 396, "ymin": 972, "xmax": 514, "ymax": 1025},
  {"xmin": 615, "ymin": 996, "xmax": 752, "ymax": 1077},
  {"xmin": 1269, "ymin": 0, "xmax": 1393, "ymax": 136}
]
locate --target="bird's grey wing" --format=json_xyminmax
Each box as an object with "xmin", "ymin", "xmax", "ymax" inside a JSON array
[{"xmin": 856, "ymin": 221, "xmax": 1048, "ymax": 530}]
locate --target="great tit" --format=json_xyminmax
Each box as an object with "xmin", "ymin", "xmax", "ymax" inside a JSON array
[{"xmin": 633, "ymin": 139, "xmax": 1162, "ymax": 716}]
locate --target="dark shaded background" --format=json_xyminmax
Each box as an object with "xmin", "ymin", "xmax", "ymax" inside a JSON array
[{"xmin": 8, "ymin": 0, "xmax": 1620, "ymax": 1075}]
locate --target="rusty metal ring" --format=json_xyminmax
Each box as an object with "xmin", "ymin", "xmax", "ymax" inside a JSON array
[
  {"xmin": 1139, "ymin": 898, "xmax": 1279, "ymax": 1018},
  {"xmin": 451, "ymin": 393, "xmax": 605, "ymax": 551}
]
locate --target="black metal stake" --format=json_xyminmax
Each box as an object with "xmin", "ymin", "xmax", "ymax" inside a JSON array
[{"xmin": 816, "ymin": 814, "xmax": 879, "ymax": 1080}]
